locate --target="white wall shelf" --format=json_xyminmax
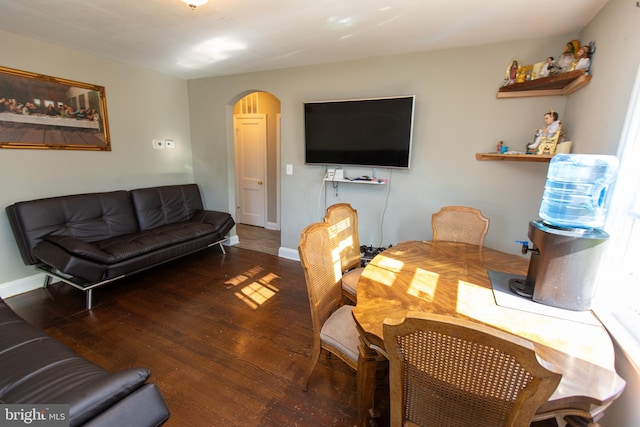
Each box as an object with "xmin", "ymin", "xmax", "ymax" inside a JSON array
[{"xmin": 324, "ymin": 177, "xmax": 386, "ymax": 185}]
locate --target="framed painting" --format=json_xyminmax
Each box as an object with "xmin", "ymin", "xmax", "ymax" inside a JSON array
[{"xmin": 0, "ymin": 65, "xmax": 111, "ymax": 151}]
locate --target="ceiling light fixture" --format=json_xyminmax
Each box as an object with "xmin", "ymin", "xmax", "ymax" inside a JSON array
[{"xmin": 182, "ymin": 0, "xmax": 208, "ymax": 10}]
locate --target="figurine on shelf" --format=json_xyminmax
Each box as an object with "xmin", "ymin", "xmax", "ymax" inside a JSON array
[
  {"xmin": 504, "ymin": 59, "xmax": 520, "ymax": 86},
  {"xmin": 516, "ymin": 65, "xmax": 533, "ymax": 83},
  {"xmin": 527, "ymin": 110, "xmax": 560, "ymax": 153},
  {"xmin": 540, "ymin": 56, "xmax": 555, "ymax": 77},
  {"xmin": 557, "ymin": 39, "xmax": 580, "ymax": 72},
  {"xmin": 572, "ymin": 41, "xmax": 595, "ymax": 74}
]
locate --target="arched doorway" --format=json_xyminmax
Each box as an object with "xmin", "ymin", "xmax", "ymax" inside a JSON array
[{"xmin": 232, "ymin": 91, "xmax": 281, "ymax": 255}]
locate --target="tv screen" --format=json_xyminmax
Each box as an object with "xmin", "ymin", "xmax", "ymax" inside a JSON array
[{"xmin": 304, "ymin": 95, "xmax": 415, "ymax": 169}]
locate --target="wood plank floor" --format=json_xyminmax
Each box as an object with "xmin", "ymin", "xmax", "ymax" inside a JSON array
[
  {"xmin": 235, "ymin": 224, "xmax": 280, "ymax": 256},
  {"xmin": 5, "ymin": 246, "xmax": 559, "ymax": 427},
  {"xmin": 5, "ymin": 246, "xmax": 358, "ymax": 427}
]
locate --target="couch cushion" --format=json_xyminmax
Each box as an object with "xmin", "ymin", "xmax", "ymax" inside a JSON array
[
  {"xmin": 0, "ymin": 337, "xmax": 151, "ymax": 427},
  {"xmin": 43, "ymin": 221, "xmax": 220, "ymax": 264},
  {"xmin": 130, "ymin": 184, "xmax": 204, "ymax": 231},
  {"xmin": 81, "ymin": 383, "xmax": 170, "ymax": 427},
  {"xmin": 6, "ymin": 191, "xmax": 139, "ymax": 265},
  {"xmin": 191, "ymin": 210, "xmax": 236, "ymax": 236},
  {"xmin": 0, "ymin": 299, "xmax": 154, "ymax": 427}
]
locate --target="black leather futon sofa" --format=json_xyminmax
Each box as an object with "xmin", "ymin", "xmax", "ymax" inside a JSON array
[
  {"xmin": 6, "ymin": 184, "xmax": 235, "ymax": 309},
  {"xmin": 0, "ymin": 297, "xmax": 170, "ymax": 426}
]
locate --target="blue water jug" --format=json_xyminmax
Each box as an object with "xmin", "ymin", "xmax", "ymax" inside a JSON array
[{"xmin": 539, "ymin": 154, "xmax": 619, "ymax": 229}]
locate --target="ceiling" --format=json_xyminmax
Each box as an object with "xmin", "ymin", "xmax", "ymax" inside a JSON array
[{"xmin": 0, "ymin": 0, "xmax": 610, "ymax": 80}]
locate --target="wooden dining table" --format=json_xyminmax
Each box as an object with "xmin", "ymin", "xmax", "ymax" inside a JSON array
[{"xmin": 352, "ymin": 240, "xmax": 626, "ymax": 427}]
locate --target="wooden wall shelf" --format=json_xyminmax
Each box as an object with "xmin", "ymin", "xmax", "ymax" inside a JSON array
[
  {"xmin": 475, "ymin": 153, "xmax": 553, "ymax": 162},
  {"xmin": 497, "ymin": 69, "xmax": 591, "ymax": 98}
]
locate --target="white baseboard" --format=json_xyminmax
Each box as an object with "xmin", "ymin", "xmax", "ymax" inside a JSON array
[
  {"xmin": 0, "ymin": 273, "xmax": 45, "ymax": 299},
  {"xmin": 278, "ymin": 247, "xmax": 299, "ymax": 261},
  {"xmin": 265, "ymin": 222, "xmax": 279, "ymax": 231},
  {"xmin": 227, "ymin": 234, "xmax": 240, "ymax": 246}
]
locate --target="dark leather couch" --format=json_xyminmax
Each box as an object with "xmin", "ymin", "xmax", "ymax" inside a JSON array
[
  {"xmin": 6, "ymin": 184, "xmax": 235, "ymax": 309},
  {"xmin": 0, "ymin": 297, "xmax": 170, "ymax": 426}
]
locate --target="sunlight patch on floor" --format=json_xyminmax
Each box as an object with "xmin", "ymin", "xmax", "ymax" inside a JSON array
[{"xmin": 225, "ymin": 265, "xmax": 281, "ymax": 309}]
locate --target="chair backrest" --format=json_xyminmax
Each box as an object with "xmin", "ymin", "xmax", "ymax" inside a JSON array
[
  {"xmin": 383, "ymin": 313, "xmax": 561, "ymax": 427},
  {"xmin": 324, "ymin": 203, "xmax": 361, "ymax": 272},
  {"xmin": 431, "ymin": 205, "xmax": 490, "ymax": 246},
  {"xmin": 298, "ymin": 222, "xmax": 343, "ymax": 338}
]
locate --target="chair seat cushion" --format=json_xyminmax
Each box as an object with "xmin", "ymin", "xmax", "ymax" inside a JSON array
[
  {"xmin": 341, "ymin": 268, "xmax": 363, "ymax": 297},
  {"xmin": 320, "ymin": 305, "xmax": 359, "ymax": 363}
]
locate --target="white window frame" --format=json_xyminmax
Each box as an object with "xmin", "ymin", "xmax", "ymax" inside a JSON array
[{"xmin": 594, "ymin": 63, "xmax": 640, "ymax": 375}]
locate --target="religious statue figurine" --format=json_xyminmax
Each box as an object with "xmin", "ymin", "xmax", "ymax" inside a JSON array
[
  {"xmin": 572, "ymin": 41, "xmax": 595, "ymax": 74},
  {"xmin": 504, "ymin": 59, "xmax": 520, "ymax": 86},
  {"xmin": 516, "ymin": 65, "xmax": 533, "ymax": 83},
  {"xmin": 557, "ymin": 39, "xmax": 580, "ymax": 72},
  {"xmin": 540, "ymin": 57, "xmax": 555, "ymax": 77},
  {"xmin": 527, "ymin": 110, "xmax": 561, "ymax": 154}
]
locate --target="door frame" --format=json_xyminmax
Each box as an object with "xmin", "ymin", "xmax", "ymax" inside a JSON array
[
  {"xmin": 233, "ymin": 113, "xmax": 268, "ymax": 227},
  {"xmin": 227, "ymin": 90, "xmax": 282, "ymax": 253},
  {"xmin": 273, "ymin": 113, "xmax": 281, "ymax": 231}
]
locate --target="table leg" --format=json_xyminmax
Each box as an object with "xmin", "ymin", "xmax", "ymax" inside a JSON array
[{"xmin": 357, "ymin": 335, "xmax": 378, "ymax": 427}]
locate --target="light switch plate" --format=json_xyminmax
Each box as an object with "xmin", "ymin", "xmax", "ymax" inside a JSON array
[
  {"xmin": 165, "ymin": 139, "xmax": 175, "ymax": 148},
  {"xmin": 152, "ymin": 139, "xmax": 165, "ymax": 149},
  {"xmin": 286, "ymin": 164, "xmax": 293, "ymax": 175}
]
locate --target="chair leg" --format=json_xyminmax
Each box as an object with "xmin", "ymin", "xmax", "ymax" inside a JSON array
[
  {"xmin": 357, "ymin": 338, "xmax": 379, "ymax": 427},
  {"xmin": 302, "ymin": 344, "xmax": 321, "ymax": 392},
  {"xmin": 343, "ymin": 290, "xmax": 357, "ymax": 305}
]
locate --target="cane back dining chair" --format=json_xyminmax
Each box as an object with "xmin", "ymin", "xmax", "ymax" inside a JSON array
[
  {"xmin": 324, "ymin": 203, "xmax": 363, "ymax": 303},
  {"xmin": 298, "ymin": 221, "xmax": 359, "ymax": 391},
  {"xmin": 383, "ymin": 313, "xmax": 562, "ymax": 427},
  {"xmin": 431, "ymin": 205, "xmax": 490, "ymax": 246}
]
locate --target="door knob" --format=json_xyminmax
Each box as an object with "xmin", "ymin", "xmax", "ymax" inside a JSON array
[{"xmin": 258, "ymin": 180, "xmax": 263, "ymax": 185}]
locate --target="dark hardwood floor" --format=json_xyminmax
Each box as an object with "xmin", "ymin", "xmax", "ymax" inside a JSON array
[
  {"xmin": 235, "ymin": 224, "xmax": 280, "ymax": 256},
  {"xmin": 5, "ymin": 246, "xmax": 559, "ymax": 427},
  {"xmin": 5, "ymin": 246, "xmax": 358, "ymax": 427}
]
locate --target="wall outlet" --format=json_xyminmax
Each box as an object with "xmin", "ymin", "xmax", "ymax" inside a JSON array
[
  {"xmin": 152, "ymin": 139, "xmax": 165, "ymax": 149},
  {"xmin": 286, "ymin": 164, "xmax": 293, "ymax": 175},
  {"xmin": 326, "ymin": 168, "xmax": 335, "ymax": 179}
]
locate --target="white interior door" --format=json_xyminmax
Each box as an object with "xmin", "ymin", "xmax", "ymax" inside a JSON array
[{"xmin": 234, "ymin": 114, "xmax": 267, "ymax": 226}]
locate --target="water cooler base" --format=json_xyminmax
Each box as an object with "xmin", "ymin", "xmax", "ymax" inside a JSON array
[{"xmin": 508, "ymin": 277, "xmax": 533, "ymax": 298}]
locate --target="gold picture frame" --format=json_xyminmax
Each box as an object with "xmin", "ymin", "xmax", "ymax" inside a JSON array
[{"xmin": 0, "ymin": 65, "xmax": 111, "ymax": 151}]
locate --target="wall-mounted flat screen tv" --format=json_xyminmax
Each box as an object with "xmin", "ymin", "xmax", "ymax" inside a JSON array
[{"xmin": 304, "ymin": 95, "xmax": 415, "ymax": 169}]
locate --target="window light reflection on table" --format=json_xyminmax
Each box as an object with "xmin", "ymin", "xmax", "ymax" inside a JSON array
[
  {"xmin": 407, "ymin": 268, "xmax": 439, "ymax": 302},
  {"xmin": 361, "ymin": 254, "xmax": 404, "ymax": 287}
]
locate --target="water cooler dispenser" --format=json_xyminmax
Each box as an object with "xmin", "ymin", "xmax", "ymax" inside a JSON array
[{"xmin": 510, "ymin": 154, "xmax": 619, "ymax": 311}]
